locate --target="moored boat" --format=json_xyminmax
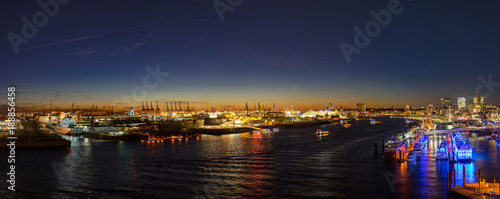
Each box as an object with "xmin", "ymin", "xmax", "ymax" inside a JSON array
[
  {"xmin": 52, "ymin": 125, "xmax": 71, "ymax": 135},
  {"xmin": 413, "ymin": 142, "xmax": 423, "ymax": 154},
  {"xmin": 52, "ymin": 116, "xmax": 80, "ymax": 135},
  {"xmin": 384, "ymin": 140, "xmax": 407, "ymax": 161},
  {"xmin": 452, "ymin": 133, "xmax": 472, "ymax": 162},
  {"xmin": 369, "ymin": 117, "xmax": 381, "ymax": 124},
  {"xmin": 316, "ymin": 129, "xmax": 329, "ymax": 135},
  {"xmin": 436, "ymin": 142, "xmax": 448, "ymax": 160}
]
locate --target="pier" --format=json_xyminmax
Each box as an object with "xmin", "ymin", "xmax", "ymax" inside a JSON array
[
  {"xmin": 446, "ymin": 165, "xmax": 500, "ymax": 198},
  {"xmin": 452, "ymin": 182, "xmax": 500, "ymax": 199}
]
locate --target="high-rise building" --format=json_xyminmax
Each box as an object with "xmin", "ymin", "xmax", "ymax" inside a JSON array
[
  {"xmin": 129, "ymin": 106, "xmax": 135, "ymax": 117},
  {"xmin": 440, "ymin": 98, "xmax": 450, "ymax": 109},
  {"xmin": 357, "ymin": 103, "xmax": 366, "ymax": 113},
  {"xmin": 473, "ymin": 94, "xmax": 484, "ymax": 108},
  {"xmin": 476, "ymin": 93, "xmax": 481, "ymax": 106},
  {"xmin": 457, "ymin": 97, "xmax": 466, "ymax": 109}
]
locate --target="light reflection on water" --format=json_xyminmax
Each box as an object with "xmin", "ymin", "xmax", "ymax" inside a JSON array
[{"xmin": 1, "ymin": 118, "xmax": 500, "ymax": 198}]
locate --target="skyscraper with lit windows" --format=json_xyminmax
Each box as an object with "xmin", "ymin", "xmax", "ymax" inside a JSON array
[
  {"xmin": 457, "ymin": 97, "xmax": 466, "ymax": 109},
  {"xmin": 440, "ymin": 98, "xmax": 450, "ymax": 109}
]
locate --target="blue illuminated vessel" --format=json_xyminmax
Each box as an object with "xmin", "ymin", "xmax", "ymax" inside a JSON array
[
  {"xmin": 413, "ymin": 142, "xmax": 423, "ymax": 154},
  {"xmin": 413, "ymin": 135, "xmax": 428, "ymax": 154},
  {"xmin": 436, "ymin": 141, "xmax": 448, "ymax": 160},
  {"xmin": 369, "ymin": 118, "xmax": 380, "ymax": 124},
  {"xmin": 422, "ymin": 134, "xmax": 429, "ymax": 141},
  {"xmin": 452, "ymin": 133, "xmax": 472, "ymax": 162}
]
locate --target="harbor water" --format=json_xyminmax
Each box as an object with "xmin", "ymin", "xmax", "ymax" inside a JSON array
[{"xmin": 2, "ymin": 118, "xmax": 500, "ymax": 198}]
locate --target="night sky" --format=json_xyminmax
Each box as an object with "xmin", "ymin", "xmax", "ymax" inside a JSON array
[{"xmin": 1, "ymin": 0, "xmax": 500, "ymax": 112}]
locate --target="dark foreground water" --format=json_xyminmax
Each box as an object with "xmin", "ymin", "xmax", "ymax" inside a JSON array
[{"xmin": 1, "ymin": 118, "xmax": 500, "ymax": 198}]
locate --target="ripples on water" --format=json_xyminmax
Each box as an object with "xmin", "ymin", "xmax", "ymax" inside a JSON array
[{"xmin": 1, "ymin": 118, "xmax": 500, "ymax": 198}]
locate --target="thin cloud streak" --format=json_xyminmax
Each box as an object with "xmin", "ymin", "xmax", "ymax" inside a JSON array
[{"xmin": 10, "ymin": 18, "xmax": 213, "ymax": 53}]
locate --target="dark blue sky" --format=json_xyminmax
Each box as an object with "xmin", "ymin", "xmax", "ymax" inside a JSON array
[{"xmin": 1, "ymin": 0, "xmax": 500, "ymax": 111}]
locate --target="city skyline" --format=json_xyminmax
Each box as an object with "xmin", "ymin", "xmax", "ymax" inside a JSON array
[
  {"xmin": 2, "ymin": 1, "xmax": 500, "ymax": 112},
  {"xmin": 3, "ymin": 94, "xmax": 493, "ymax": 113}
]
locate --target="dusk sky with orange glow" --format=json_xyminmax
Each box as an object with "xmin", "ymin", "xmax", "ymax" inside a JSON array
[{"xmin": 2, "ymin": 0, "xmax": 500, "ymax": 112}]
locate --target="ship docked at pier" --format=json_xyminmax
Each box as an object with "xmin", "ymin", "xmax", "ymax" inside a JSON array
[
  {"xmin": 451, "ymin": 132, "xmax": 472, "ymax": 162},
  {"xmin": 383, "ymin": 139, "xmax": 407, "ymax": 161},
  {"xmin": 436, "ymin": 140, "xmax": 448, "ymax": 160}
]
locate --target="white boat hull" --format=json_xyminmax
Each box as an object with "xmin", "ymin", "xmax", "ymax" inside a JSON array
[{"xmin": 53, "ymin": 126, "xmax": 71, "ymax": 135}]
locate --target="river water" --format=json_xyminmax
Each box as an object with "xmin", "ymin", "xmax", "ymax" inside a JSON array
[{"xmin": 1, "ymin": 118, "xmax": 499, "ymax": 198}]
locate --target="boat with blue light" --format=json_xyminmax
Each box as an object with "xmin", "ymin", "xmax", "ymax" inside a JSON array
[
  {"xmin": 414, "ymin": 142, "xmax": 424, "ymax": 154},
  {"xmin": 436, "ymin": 141, "xmax": 448, "ymax": 160},
  {"xmin": 315, "ymin": 129, "xmax": 329, "ymax": 135},
  {"xmin": 369, "ymin": 118, "xmax": 381, "ymax": 124},
  {"xmin": 452, "ymin": 133, "xmax": 472, "ymax": 162}
]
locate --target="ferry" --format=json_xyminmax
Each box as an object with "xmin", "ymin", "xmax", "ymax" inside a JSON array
[
  {"xmin": 52, "ymin": 125, "xmax": 71, "ymax": 135},
  {"xmin": 369, "ymin": 118, "xmax": 381, "ymax": 124},
  {"xmin": 436, "ymin": 141, "xmax": 448, "ymax": 160},
  {"xmin": 452, "ymin": 133, "xmax": 472, "ymax": 162},
  {"xmin": 384, "ymin": 140, "xmax": 407, "ymax": 161},
  {"xmin": 315, "ymin": 129, "xmax": 329, "ymax": 135},
  {"xmin": 52, "ymin": 116, "xmax": 83, "ymax": 135}
]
